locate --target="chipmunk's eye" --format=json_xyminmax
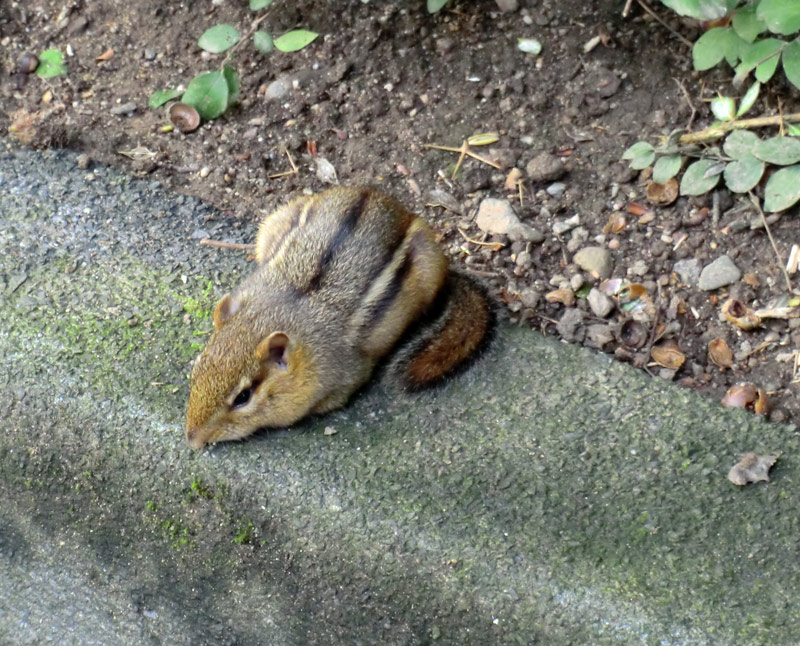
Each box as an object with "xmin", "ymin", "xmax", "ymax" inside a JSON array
[{"xmin": 232, "ymin": 387, "xmax": 252, "ymax": 409}]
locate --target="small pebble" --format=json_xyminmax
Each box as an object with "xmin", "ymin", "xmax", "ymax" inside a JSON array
[
  {"xmin": 698, "ymin": 255, "xmax": 741, "ymax": 291},
  {"xmin": 520, "ymin": 288, "xmax": 540, "ymax": 309},
  {"xmin": 476, "ymin": 198, "xmax": 518, "ymax": 235},
  {"xmin": 495, "ymin": 0, "xmax": 519, "ymax": 11},
  {"xmin": 553, "ymin": 214, "xmax": 580, "ymax": 236},
  {"xmin": 526, "ymin": 152, "xmax": 566, "ymax": 183},
  {"xmin": 585, "ymin": 323, "xmax": 614, "ymax": 349},
  {"xmin": 556, "ymin": 309, "xmax": 586, "ymax": 342},
  {"xmin": 573, "ymin": 246, "xmax": 613, "ymax": 279},
  {"xmin": 673, "ymin": 258, "xmax": 702, "ymax": 285},
  {"xmin": 110, "ymin": 101, "xmax": 137, "ymax": 115},
  {"xmin": 476, "ymin": 198, "xmax": 543, "ymax": 242},
  {"xmin": 546, "ymin": 182, "xmax": 566, "ymax": 198},
  {"xmin": 264, "ymin": 76, "xmax": 292, "ymax": 101},
  {"xmin": 630, "ymin": 259, "xmax": 649, "ymax": 277},
  {"xmin": 588, "ymin": 288, "xmax": 615, "ymax": 318}
]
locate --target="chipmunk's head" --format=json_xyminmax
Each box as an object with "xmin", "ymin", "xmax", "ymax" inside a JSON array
[{"xmin": 185, "ymin": 293, "xmax": 317, "ymax": 449}]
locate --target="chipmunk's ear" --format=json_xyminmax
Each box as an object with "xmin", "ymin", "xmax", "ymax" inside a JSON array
[
  {"xmin": 255, "ymin": 332, "xmax": 290, "ymax": 370},
  {"xmin": 213, "ymin": 293, "xmax": 241, "ymax": 330}
]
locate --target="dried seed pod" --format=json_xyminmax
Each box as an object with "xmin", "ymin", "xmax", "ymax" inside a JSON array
[
  {"xmin": 721, "ymin": 298, "xmax": 761, "ymax": 330},
  {"xmin": 545, "ymin": 288, "xmax": 576, "ymax": 307},
  {"xmin": 169, "ymin": 102, "xmax": 201, "ymax": 134},
  {"xmin": 18, "ymin": 53, "xmax": 39, "ymax": 74},
  {"xmin": 651, "ymin": 341, "xmax": 685, "ymax": 370},
  {"xmin": 721, "ymin": 383, "xmax": 769, "ymax": 415},
  {"xmin": 708, "ymin": 338, "xmax": 733, "ymax": 369},
  {"xmin": 467, "ymin": 132, "xmax": 499, "ymax": 146},
  {"xmin": 616, "ymin": 319, "xmax": 648, "ymax": 349},
  {"xmin": 645, "ymin": 177, "xmax": 679, "ymax": 205}
]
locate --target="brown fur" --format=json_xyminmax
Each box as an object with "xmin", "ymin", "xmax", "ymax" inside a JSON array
[{"xmin": 185, "ymin": 187, "xmax": 494, "ymax": 448}]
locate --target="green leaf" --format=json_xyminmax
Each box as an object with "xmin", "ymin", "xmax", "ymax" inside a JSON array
[
  {"xmin": 274, "ymin": 29, "xmax": 319, "ymax": 52},
  {"xmin": 148, "ymin": 88, "xmax": 182, "ymax": 109},
  {"xmin": 722, "ymin": 30, "xmax": 748, "ymax": 67},
  {"xmin": 735, "ymin": 38, "xmax": 785, "ymax": 83},
  {"xmin": 182, "ymin": 71, "xmax": 229, "ymax": 120},
  {"xmin": 427, "ymin": 0, "xmax": 449, "ymax": 12},
  {"xmin": 757, "ymin": 0, "xmax": 800, "ymax": 35},
  {"xmin": 764, "ymin": 164, "xmax": 800, "ymax": 212},
  {"xmin": 253, "ymin": 30, "xmax": 274, "ymax": 53},
  {"xmin": 753, "ymin": 136, "xmax": 800, "ymax": 165},
  {"xmin": 36, "ymin": 49, "xmax": 67, "ymax": 78},
  {"xmin": 222, "ymin": 66, "xmax": 239, "ymax": 109},
  {"xmin": 783, "ymin": 41, "xmax": 800, "ymax": 91},
  {"xmin": 723, "ymin": 154, "xmax": 765, "ymax": 193},
  {"xmin": 250, "ymin": 0, "xmax": 273, "ymax": 9},
  {"xmin": 652, "ymin": 154, "xmax": 682, "ymax": 183},
  {"xmin": 621, "ymin": 141, "xmax": 655, "ymax": 170},
  {"xmin": 198, "ymin": 25, "xmax": 241, "ymax": 54},
  {"xmin": 788, "ymin": 124, "xmax": 800, "ymax": 137},
  {"xmin": 723, "ymin": 129, "xmax": 759, "ymax": 159},
  {"xmin": 660, "ymin": 0, "xmax": 737, "ymax": 20},
  {"xmin": 736, "ymin": 82, "xmax": 760, "ymax": 117},
  {"xmin": 680, "ymin": 159, "xmax": 722, "ymax": 196},
  {"xmin": 693, "ymin": 27, "xmax": 731, "ymax": 70},
  {"xmin": 732, "ymin": 4, "xmax": 766, "ymax": 43},
  {"xmin": 711, "ymin": 95, "xmax": 736, "ymax": 121}
]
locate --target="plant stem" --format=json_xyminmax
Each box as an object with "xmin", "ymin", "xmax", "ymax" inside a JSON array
[
  {"xmin": 679, "ymin": 113, "xmax": 800, "ymax": 144},
  {"xmin": 223, "ymin": 11, "xmax": 272, "ymax": 67},
  {"xmin": 749, "ymin": 191, "xmax": 793, "ymax": 294}
]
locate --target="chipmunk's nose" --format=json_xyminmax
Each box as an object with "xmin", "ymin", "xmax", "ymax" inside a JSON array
[{"xmin": 185, "ymin": 426, "xmax": 207, "ymax": 450}]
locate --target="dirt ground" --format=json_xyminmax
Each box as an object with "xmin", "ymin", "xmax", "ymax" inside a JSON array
[{"xmin": 3, "ymin": 0, "xmax": 800, "ymax": 424}]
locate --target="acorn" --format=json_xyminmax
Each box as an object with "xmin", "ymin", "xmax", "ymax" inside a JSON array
[{"xmin": 18, "ymin": 53, "xmax": 39, "ymax": 74}]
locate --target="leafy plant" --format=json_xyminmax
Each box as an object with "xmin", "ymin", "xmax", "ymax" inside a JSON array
[
  {"xmin": 148, "ymin": 5, "xmax": 318, "ymax": 124},
  {"xmin": 659, "ymin": 0, "xmax": 800, "ymax": 90},
  {"xmin": 36, "ymin": 49, "xmax": 67, "ymax": 78},
  {"xmin": 428, "ymin": 0, "xmax": 449, "ymax": 12},
  {"xmin": 622, "ymin": 83, "xmax": 800, "ymax": 211}
]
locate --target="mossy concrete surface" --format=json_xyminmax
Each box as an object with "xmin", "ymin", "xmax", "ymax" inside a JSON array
[{"xmin": 1, "ymin": 144, "xmax": 799, "ymax": 646}]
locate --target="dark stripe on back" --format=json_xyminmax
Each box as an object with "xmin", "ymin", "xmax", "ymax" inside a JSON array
[
  {"xmin": 306, "ymin": 190, "xmax": 369, "ymax": 292},
  {"xmin": 261, "ymin": 200, "xmax": 310, "ymax": 264},
  {"xmin": 363, "ymin": 228, "xmax": 424, "ymax": 329}
]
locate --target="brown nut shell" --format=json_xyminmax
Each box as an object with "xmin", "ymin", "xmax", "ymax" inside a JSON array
[
  {"xmin": 18, "ymin": 53, "xmax": 39, "ymax": 74},
  {"xmin": 616, "ymin": 319, "xmax": 647, "ymax": 349},
  {"xmin": 708, "ymin": 337, "xmax": 733, "ymax": 369},
  {"xmin": 645, "ymin": 177, "xmax": 679, "ymax": 205},
  {"xmin": 721, "ymin": 382, "xmax": 769, "ymax": 415},
  {"xmin": 651, "ymin": 341, "xmax": 685, "ymax": 370},
  {"xmin": 721, "ymin": 298, "xmax": 761, "ymax": 330},
  {"xmin": 169, "ymin": 102, "xmax": 201, "ymax": 133}
]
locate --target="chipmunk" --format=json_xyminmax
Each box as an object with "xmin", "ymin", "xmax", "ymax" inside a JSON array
[{"xmin": 185, "ymin": 187, "xmax": 495, "ymax": 449}]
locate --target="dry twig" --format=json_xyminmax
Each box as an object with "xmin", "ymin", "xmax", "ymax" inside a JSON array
[
  {"xmin": 200, "ymin": 239, "xmax": 255, "ymax": 251},
  {"xmin": 680, "ymin": 113, "xmax": 800, "ymax": 144},
  {"xmin": 749, "ymin": 191, "xmax": 793, "ymax": 293}
]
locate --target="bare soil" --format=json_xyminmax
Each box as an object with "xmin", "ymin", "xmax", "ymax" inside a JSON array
[{"xmin": 3, "ymin": 0, "xmax": 800, "ymax": 424}]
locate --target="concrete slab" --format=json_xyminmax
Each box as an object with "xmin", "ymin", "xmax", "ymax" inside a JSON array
[{"xmin": 1, "ymin": 144, "xmax": 797, "ymax": 645}]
